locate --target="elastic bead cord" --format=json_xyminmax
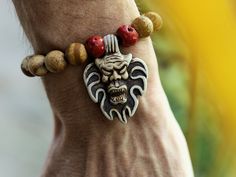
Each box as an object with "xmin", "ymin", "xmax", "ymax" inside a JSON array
[{"xmin": 21, "ymin": 12, "xmax": 163, "ymax": 77}]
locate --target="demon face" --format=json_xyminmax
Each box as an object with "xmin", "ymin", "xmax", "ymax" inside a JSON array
[
  {"xmin": 95, "ymin": 52, "xmax": 132, "ymax": 105},
  {"xmin": 83, "ymin": 34, "xmax": 148, "ymax": 123}
]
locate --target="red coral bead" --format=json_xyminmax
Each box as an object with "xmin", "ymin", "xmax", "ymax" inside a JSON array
[
  {"xmin": 117, "ymin": 25, "xmax": 139, "ymax": 47},
  {"xmin": 85, "ymin": 35, "xmax": 105, "ymax": 58}
]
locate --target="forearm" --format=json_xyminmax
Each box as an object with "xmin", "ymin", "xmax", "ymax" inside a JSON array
[
  {"xmin": 13, "ymin": 0, "xmax": 140, "ymax": 52},
  {"xmin": 13, "ymin": 0, "xmax": 194, "ymax": 177}
]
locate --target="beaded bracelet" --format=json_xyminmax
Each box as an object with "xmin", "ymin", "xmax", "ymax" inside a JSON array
[{"xmin": 21, "ymin": 12, "xmax": 162, "ymax": 123}]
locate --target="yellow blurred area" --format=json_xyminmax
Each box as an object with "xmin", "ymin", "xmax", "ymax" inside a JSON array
[{"xmin": 144, "ymin": 0, "xmax": 236, "ymax": 176}]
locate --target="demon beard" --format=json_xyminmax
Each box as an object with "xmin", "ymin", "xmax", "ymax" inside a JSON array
[{"xmin": 83, "ymin": 58, "xmax": 148, "ymax": 123}]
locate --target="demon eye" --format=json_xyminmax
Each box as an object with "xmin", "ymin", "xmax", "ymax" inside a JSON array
[{"xmin": 119, "ymin": 66, "xmax": 127, "ymax": 74}]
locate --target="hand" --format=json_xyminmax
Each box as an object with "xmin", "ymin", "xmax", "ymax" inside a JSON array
[{"xmin": 13, "ymin": 0, "xmax": 194, "ymax": 176}]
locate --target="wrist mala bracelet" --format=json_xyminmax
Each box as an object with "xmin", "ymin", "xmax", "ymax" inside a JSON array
[{"xmin": 21, "ymin": 12, "xmax": 162, "ymax": 123}]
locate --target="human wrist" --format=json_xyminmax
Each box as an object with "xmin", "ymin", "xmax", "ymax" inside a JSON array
[
  {"xmin": 15, "ymin": 0, "xmax": 163, "ymax": 124},
  {"xmin": 13, "ymin": 1, "xmax": 195, "ymax": 176}
]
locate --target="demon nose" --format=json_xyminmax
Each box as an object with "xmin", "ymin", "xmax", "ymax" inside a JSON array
[{"xmin": 110, "ymin": 70, "xmax": 121, "ymax": 81}]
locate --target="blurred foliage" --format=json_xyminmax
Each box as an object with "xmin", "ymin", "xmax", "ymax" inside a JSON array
[{"xmin": 137, "ymin": 0, "xmax": 236, "ymax": 177}]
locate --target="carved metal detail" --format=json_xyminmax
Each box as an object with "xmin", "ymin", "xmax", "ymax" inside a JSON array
[{"xmin": 83, "ymin": 34, "xmax": 148, "ymax": 123}]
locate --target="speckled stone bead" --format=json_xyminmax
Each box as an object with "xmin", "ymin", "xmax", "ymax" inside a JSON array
[
  {"xmin": 21, "ymin": 56, "xmax": 35, "ymax": 77},
  {"xmin": 28, "ymin": 55, "xmax": 48, "ymax": 76},
  {"xmin": 45, "ymin": 50, "xmax": 67, "ymax": 73},
  {"xmin": 144, "ymin": 12, "xmax": 163, "ymax": 32},
  {"xmin": 132, "ymin": 15, "xmax": 153, "ymax": 38},
  {"xmin": 66, "ymin": 43, "xmax": 88, "ymax": 65}
]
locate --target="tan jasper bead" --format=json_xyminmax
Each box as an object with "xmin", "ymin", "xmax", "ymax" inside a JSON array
[
  {"xmin": 144, "ymin": 12, "xmax": 163, "ymax": 32},
  {"xmin": 28, "ymin": 55, "xmax": 48, "ymax": 76},
  {"xmin": 66, "ymin": 43, "xmax": 88, "ymax": 65},
  {"xmin": 45, "ymin": 50, "xmax": 67, "ymax": 73},
  {"xmin": 21, "ymin": 56, "xmax": 35, "ymax": 77},
  {"xmin": 132, "ymin": 15, "xmax": 153, "ymax": 38}
]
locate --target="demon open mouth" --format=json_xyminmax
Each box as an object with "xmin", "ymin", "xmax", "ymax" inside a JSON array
[{"xmin": 108, "ymin": 85, "xmax": 127, "ymax": 104}]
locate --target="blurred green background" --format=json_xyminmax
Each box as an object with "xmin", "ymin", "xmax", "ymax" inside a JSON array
[
  {"xmin": 138, "ymin": 0, "xmax": 236, "ymax": 177},
  {"xmin": 138, "ymin": 5, "xmax": 220, "ymax": 177},
  {"xmin": 1, "ymin": 0, "xmax": 236, "ymax": 177}
]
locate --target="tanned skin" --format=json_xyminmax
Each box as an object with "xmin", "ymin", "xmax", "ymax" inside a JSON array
[{"xmin": 12, "ymin": 0, "xmax": 194, "ymax": 177}]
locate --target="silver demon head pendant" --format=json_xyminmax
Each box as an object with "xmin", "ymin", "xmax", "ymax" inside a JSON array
[{"xmin": 83, "ymin": 34, "xmax": 148, "ymax": 123}]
